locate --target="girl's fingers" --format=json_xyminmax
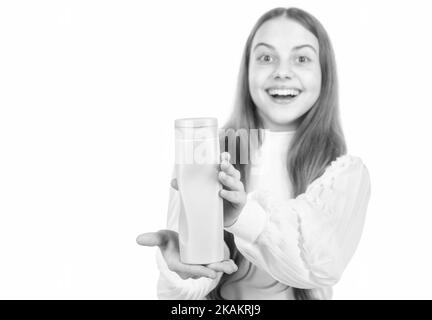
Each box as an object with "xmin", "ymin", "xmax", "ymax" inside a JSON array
[
  {"xmin": 174, "ymin": 262, "xmax": 217, "ymax": 279},
  {"xmin": 219, "ymin": 189, "xmax": 246, "ymax": 204},
  {"xmin": 206, "ymin": 260, "xmax": 238, "ymax": 274},
  {"xmin": 219, "ymin": 171, "xmax": 244, "ymax": 191},
  {"xmin": 220, "ymin": 152, "xmax": 231, "ymax": 163},
  {"xmin": 220, "ymin": 159, "xmax": 241, "ymax": 180},
  {"xmin": 136, "ymin": 232, "xmax": 166, "ymax": 247}
]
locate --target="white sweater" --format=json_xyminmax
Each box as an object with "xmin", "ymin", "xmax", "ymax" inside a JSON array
[{"xmin": 155, "ymin": 130, "xmax": 371, "ymax": 300}]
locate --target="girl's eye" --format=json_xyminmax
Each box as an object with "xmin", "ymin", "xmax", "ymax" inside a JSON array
[
  {"xmin": 257, "ymin": 54, "xmax": 274, "ymax": 63},
  {"xmin": 296, "ymin": 55, "xmax": 311, "ymax": 64}
]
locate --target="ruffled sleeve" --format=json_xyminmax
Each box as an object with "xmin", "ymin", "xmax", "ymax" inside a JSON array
[
  {"xmin": 155, "ymin": 167, "xmax": 223, "ymax": 300},
  {"xmin": 225, "ymin": 155, "xmax": 371, "ymax": 289}
]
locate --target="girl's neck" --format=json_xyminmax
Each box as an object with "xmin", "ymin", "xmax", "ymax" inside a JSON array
[{"xmin": 258, "ymin": 116, "xmax": 300, "ymax": 133}]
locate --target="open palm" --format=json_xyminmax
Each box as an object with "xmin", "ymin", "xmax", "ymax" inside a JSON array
[{"xmin": 136, "ymin": 229, "xmax": 237, "ymax": 280}]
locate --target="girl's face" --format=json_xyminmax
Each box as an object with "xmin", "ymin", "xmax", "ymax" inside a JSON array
[{"xmin": 249, "ymin": 18, "xmax": 321, "ymax": 131}]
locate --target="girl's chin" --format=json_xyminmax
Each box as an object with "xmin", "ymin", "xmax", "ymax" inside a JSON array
[
  {"xmin": 269, "ymin": 103, "xmax": 310, "ymax": 122},
  {"xmin": 261, "ymin": 110, "xmax": 301, "ymax": 127}
]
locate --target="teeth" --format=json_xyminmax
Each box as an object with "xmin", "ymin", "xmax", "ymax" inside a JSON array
[{"xmin": 267, "ymin": 88, "xmax": 300, "ymax": 96}]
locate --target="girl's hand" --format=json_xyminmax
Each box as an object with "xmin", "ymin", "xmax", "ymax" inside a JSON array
[
  {"xmin": 136, "ymin": 230, "xmax": 237, "ymax": 280},
  {"xmin": 218, "ymin": 152, "xmax": 247, "ymax": 227}
]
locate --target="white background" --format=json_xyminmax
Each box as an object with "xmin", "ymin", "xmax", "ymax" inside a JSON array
[{"xmin": 1, "ymin": 0, "xmax": 431, "ymax": 299}]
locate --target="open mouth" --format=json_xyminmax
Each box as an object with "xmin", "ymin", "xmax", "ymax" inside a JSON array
[{"xmin": 266, "ymin": 88, "xmax": 301, "ymax": 104}]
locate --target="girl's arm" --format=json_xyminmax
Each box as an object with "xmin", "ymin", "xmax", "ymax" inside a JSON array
[
  {"xmin": 155, "ymin": 168, "xmax": 224, "ymax": 300},
  {"xmin": 225, "ymin": 155, "xmax": 371, "ymax": 289}
]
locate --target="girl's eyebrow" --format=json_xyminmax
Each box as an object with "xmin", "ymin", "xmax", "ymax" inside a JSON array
[
  {"xmin": 293, "ymin": 44, "xmax": 317, "ymax": 54},
  {"xmin": 253, "ymin": 42, "xmax": 276, "ymax": 51},
  {"xmin": 253, "ymin": 42, "xmax": 317, "ymax": 54}
]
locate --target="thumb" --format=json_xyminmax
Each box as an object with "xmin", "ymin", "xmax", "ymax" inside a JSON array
[
  {"xmin": 136, "ymin": 232, "xmax": 166, "ymax": 247},
  {"xmin": 170, "ymin": 178, "xmax": 178, "ymax": 190}
]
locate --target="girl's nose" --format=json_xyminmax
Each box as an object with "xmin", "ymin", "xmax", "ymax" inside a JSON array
[
  {"xmin": 273, "ymin": 62, "xmax": 294, "ymax": 79},
  {"xmin": 273, "ymin": 69, "xmax": 294, "ymax": 79}
]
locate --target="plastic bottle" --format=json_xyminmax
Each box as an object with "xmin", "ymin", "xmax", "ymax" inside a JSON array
[{"xmin": 174, "ymin": 117, "xmax": 224, "ymax": 264}]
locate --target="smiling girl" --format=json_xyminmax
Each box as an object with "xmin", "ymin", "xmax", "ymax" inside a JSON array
[{"xmin": 137, "ymin": 7, "xmax": 371, "ymax": 300}]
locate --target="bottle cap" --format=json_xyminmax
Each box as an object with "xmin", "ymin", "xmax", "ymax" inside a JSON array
[{"xmin": 175, "ymin": 117, "xmax": 218, "ymax": 128}]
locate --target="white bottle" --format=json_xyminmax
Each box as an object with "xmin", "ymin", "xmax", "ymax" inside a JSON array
[{"xmin": 175, "ymin": 117, "xmax": 224, "ymax": 264}]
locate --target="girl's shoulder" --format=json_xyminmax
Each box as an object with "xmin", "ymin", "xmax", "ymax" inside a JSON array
[
  {"xmin": 308, "ymin": 154, "xmax": 370, "ymax": 192},
  {"xmin": 326, "ymin": 154, "xmax": 367, "ymax": 174}
]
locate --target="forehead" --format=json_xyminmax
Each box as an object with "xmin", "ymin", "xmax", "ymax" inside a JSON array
[{"xmin": 252, "ymin": 17, "xmax": 319, "ymax": 52}]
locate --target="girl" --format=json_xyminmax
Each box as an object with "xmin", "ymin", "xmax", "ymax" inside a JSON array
[{"xmin": 137, "ymin": 7, "xmax": 371, "ymax": 300}]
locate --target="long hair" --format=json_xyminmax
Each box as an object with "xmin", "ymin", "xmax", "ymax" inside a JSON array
[{"xmin": 207, "ymin": 7, "xmax": 346, "ymax": 300}]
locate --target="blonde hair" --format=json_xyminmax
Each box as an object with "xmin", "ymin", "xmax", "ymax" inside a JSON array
[{"xmin": 208, "ymin": 7, "xmax": 346, "ymax": 300}]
